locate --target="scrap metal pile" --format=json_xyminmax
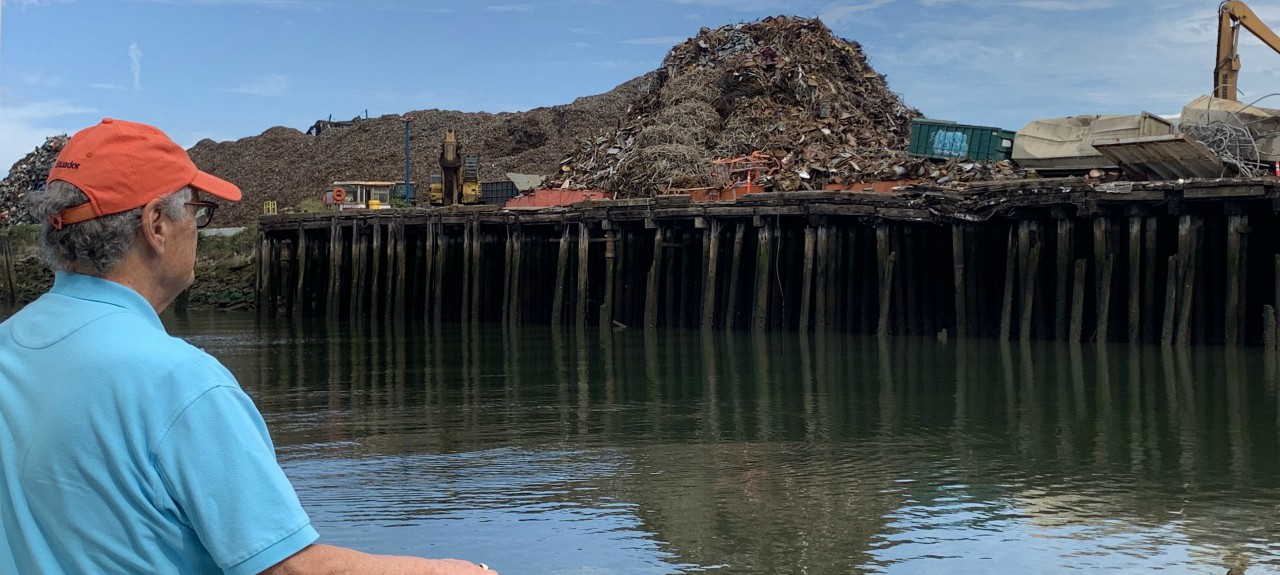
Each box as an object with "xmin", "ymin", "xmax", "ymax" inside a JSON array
[
  {"xmin": 0, "ymin": 135, "xmax": 68, "ymax": 224},
  {"xmin": 555, "ymin": 16, "xmax": 1028, "ymax": 197}
]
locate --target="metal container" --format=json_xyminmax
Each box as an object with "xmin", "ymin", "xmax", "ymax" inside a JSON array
[
  {"xmin": 481, "ymin": 180, "xmax": 519, "ymax": 206},
  {"xmin": 909, "ymin": 118, "xmax": 1016, "ymax": 161}
]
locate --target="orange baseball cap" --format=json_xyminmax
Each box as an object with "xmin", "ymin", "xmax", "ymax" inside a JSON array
[{"xmin": 45, "ymin": 118, "xmax": 241, "ymax": 229}]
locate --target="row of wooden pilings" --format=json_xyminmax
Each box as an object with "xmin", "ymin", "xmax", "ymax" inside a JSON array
[{"xmin": 256, "ymin": 196, "xmax": 1280, "ymax": 347}]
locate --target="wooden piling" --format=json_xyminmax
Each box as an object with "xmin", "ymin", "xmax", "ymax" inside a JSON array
[
  {"xmin": 952, "ymin": 223, "xmax": 967, "ymax": 338},
  {"xmin": 876, "ymin": 223, "xmax": 890, "ymax": 334},
  {"xmin": 1273, "ymin": 253, "xmax": 1280, "ymax": 351},
  {"xmin": 460, "ymin": 220, "xmax": 473, "ymax": 324},
  {"xmin": 644, "ymin": 226, "xmax": 662, "ymax": 329},
  {"xmin": 1226, "ymin": 214, "xmax": 1244, "ymax": 346},
  {"xmin": 1142, "ymin": 216, "xmax": 1159, "ymax": 342},
  {"xmin": 328, "ymin": 219, "xmax": 342, "ymax": 320},
  {"xmin": 1000, "ymin": 227, "xmax": 1016, "ymax": 341},
  {"xmin": 431, "ymin": 224, "xmax": 445, "ymax": 325},
  {"xmin": 1021, "ymin": 243, "xmax": 1042, "ymax": 340},
  {"xmin": 701, "ymin": 219, "xmax": 721, "ymax": 330},
  {"xmin": 577, "ymin": 222, "xmax": 590, "ymax": 330},
  {"xmin": 470, "ymin": 221, "xmax": 483, "ymax": 324},
  {"xmin": 1264, "ymin": 304, "xmax": 1277, "ymax": 358},
  {"xmin": 1176, "ymin": 215, "xmax": 1199, "ymax": 347},
  {"xmin": 1093, "ymin": 217, "xmax": 1110, "ymax": 342},
  {"xmin": 511, "ymin": 227, "xmax": 523, "ymax": 327},
  {"xmin": 1162, "ymin": 256, "xmax": 1180, "ymax": 346},
  {"xmin": 672, "ymin": 229, "xmax": 687, "ymax": 328},
  {"xmin": 2, "ymin": 235, "xmax": 15, "ymax": 307},
  {"xmin": 753, "ymin": 222, "xmax": 773, "ymax": 331},
  {"xmin": 901, "ymin": 226, "xmax": 920, "ymax": 335},
  {"xmin": 877, "ymin": 251, "xmax": 897, "ymax": 338},
  {"xmin": 599, "ymin": 229, "xmax": 616, "ymax": 331},
  {"xmin": 1055, "ymin": 219, "xmax": 1072, "ymax": 340},
  {"xmin": 352, "ymin": 224, "xmax": 368, "ymax": 319},
  {"xmin": 1097, "ymin": 254, "xmax": 1115, "ymax": 343},
  {"xmin": 370, "ymin": 220, "xmax": 382, "ymax": 318},
  {"xmin": 503, "ymin": 228, "xmax": 514, "ymax": 326},
  {"xmin": 422, "ymin": 221, "xmax": 435, "ymax": 322},
  {"xmin": 265, "ymin": 236, "xmax": 281, "ymax": 317},
  {"xmin": 1128, "ymin": 216, "xmax": 1142, "ymax": 344},
  {"xmin": 815, "ymin": 224, "xmax": 833, "ymax": 333},
  {"xmin": 1070, "ymin": 258, "xmax": 1087, "ymax": 343},
  {"xmin": 554, "ymin": 224, "xmax": 571, "ymax": 326},
  {"xmin": 800, "ymin": 225, "xmax": 816, "ymax": 333},
  {"xmin": 726, "ymin": 223, "xmax": 745, "ymax": 330},
  {"xmin": 256, "ymin": 231, "xmax": 268, "ymax": 316},
  {"xmin": 394, "ymin": 218, "xmax": 407, "ymax": 319},
  {"xmin": 665, "ymin": 229, "xmax": 679, "ymax": 328}
]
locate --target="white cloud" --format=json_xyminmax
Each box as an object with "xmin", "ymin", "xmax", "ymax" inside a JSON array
[
  {"xmin": 621, "ymin": 36, "xmax": 686, "ymax": 45},
  {"xmin": 918, "ymin": 0, "xmax": 1114, "ymax": 7},
  {"xmin": 0, "ymin": 101, "xmax": 96, "ymax": 174},
  {"xmin": 229, "ymin": 73, "xmax": 291, "ymax": 97},
  {"xmin": 569, "ymin": 27, "xmax": 602, "ymax": 35},
  {"xmin": 569, "ymin": 41, "xmax": 591, "ymax": 49},
  {"xmin": 88, "ymin": 83, "xmax": 126, "ymax": 90},
  {"xmin": 820, "ymin": 0, "xmax": 892, "ymax": 25},
  {"xmin": 129, "ymin": 0, "xmax": 318, "ymax": 6},
  {"xmin": 21, "ymin": 71, "xmax": 62, "ymax": 88},
  {"xmin": 129, "ymin": 42, "xmax": 143, "ymax": 90},
  {"xmin": 486, "ymin": 4, "xmax": 533, "ymax": 11}
]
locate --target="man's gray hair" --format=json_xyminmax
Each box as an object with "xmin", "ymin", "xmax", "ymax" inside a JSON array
[{"xmin": 29, "ymin": 181, "xmax": 193, "ymax": 275}]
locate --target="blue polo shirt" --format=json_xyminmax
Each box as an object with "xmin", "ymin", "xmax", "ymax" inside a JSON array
[{"xmin": 0, "ymin": 272, "xmax": 318, "ymax": 574}]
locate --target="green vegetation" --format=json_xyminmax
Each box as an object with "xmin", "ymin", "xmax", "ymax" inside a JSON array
[
  {"xmin": 197, "ymin": 224, "xmax": 257, "ymax": 260},
  {"xmin": 2, "ymin": 223, "xmax": 40, "ymax": 249},
  {"xmin": 296, "ymin": 198, "xmax": 326, "ymax": 213}
]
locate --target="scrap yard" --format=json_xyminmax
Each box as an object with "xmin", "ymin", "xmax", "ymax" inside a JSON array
[{"xmin": 7, "ymin": 11, "xmax": 1280, "ymax": 348}]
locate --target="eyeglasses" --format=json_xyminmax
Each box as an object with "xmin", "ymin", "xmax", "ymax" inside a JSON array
[{"xmin": 185, "ymin": 200, "xmax": 217, "ymax": 229}]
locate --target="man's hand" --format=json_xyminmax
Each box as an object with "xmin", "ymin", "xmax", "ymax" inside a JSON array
[{"xmin": 261, "ymin": 544, "xmax": 498, "ymax": 575}]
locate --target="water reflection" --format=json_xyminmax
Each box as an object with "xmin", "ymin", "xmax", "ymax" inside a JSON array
[{"xmin": 163, "ymin": 313, "xmax": 1280, "ymax": 575}]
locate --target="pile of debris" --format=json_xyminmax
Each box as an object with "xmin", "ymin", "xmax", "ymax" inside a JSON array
[
  {"xmin": 0, "ymin": 15, "xmax": 1039, "ymax": 227},
  {"xmin": 184, "ymin": 74, "xmax": 650, "ymax": 225},
  {"xmin": 0, "ymin": 135, "xmax": 68, "ymax": 225},
  {"xmin": 557, "ymin": 16, "xmax": 951, "ymax": 197}
]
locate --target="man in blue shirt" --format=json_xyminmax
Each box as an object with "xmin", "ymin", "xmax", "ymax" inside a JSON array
[{"xmin": 0, "ymin": 118, "xmax": 494, "ymax": 575}]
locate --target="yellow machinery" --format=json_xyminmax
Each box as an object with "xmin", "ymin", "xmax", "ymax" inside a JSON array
[
  {"xmin": 1215, "ymin": 1, "xmax": 1280, "ymax": 101},
  {"xmin": 430, "ymin": 129, "xmax": 481, "ymax": 206}
]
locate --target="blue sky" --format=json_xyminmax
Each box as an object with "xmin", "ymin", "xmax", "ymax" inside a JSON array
[{"xmin": 3, "ymin": 0, "xmax": 1279, "ymax": 173}]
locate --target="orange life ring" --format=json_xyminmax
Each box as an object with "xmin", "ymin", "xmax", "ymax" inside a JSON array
[{"xmin": 332, "ymin": 187, "xmax": 347, "ymax": 203}]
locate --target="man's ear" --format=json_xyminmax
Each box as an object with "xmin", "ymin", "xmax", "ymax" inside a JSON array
[{"xmin": 138, "ymin": 199, "xmax": 169, "ymax": 256}]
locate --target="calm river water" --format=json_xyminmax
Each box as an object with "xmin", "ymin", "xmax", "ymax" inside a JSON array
[{"xmin": 154, "ymin": 313, "xmax": 1280, "ymax": 574}]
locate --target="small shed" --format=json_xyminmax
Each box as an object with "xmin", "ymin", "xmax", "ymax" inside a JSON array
[{"xmin": 324, "ymin": 181, "xmax": 401, "ymax": 210}]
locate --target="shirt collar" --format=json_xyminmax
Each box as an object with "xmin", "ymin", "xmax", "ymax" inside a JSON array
[{"xmin": 49, "ymin": 271, "xmax": 164, "ymax": 331}]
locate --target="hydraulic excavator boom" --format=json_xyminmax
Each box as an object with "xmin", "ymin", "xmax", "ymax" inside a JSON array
[{"xmin": 1216, "ymin": 1, "xmax": 1280, "ymax": 101}]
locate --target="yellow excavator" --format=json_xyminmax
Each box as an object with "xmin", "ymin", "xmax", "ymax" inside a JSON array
[
  {"xmin": 1215, "ymin": 1, "xmax": 1280, "ymax": 101},
  {"xmin": 428, "ymin": 129, "xmax": 481, "ymax": 206}
]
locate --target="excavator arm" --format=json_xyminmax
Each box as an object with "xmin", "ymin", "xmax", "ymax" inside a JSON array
[{"xmin": 1216, "ymin": 1, "xmax": 1280, "ymax": 101}]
